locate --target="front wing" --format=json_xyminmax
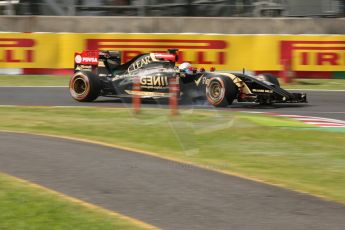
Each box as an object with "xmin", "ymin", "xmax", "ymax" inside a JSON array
[{"xmin": 244, "ymin": 81, "xmax": 307, "ymax": 104}]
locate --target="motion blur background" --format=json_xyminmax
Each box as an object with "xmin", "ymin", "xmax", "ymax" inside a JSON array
[{"xmin": 1, "ymin": 0, "xmax": 344, "ymax": 17}]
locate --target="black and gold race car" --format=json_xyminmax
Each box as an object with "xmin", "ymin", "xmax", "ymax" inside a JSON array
[{"xmin": 69, "ymin": 49, "xmax": 307, "ymax": 107}]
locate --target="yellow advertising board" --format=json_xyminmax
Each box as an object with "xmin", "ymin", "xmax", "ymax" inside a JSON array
[{"xmin": 0, "ymin": 33, "xmax": 344, "ymax": 71}]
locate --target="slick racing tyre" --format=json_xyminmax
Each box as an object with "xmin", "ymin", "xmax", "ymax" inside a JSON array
[
  {"xmin": 206, "ymin": 76, "xmax": 238, "ymax": 107},
  {"xmin": 69, "ymin": 71, "xmax": 100, "ymax": 102}
]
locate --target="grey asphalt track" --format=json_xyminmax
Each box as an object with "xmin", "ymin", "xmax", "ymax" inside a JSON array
[
  {"xmin": 1, "ymin": 87, "xmax": 345, "ymax": 229},
  {"xmin": 1, "ymin": 132, "xmax": 345, "ymax": 230},
  {"xmin": 0, "ymin": 87, "xmax": 344, "ymax": 120}
]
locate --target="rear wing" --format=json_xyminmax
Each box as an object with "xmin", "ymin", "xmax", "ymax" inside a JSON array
[
  {"xmin": 74, "ymin": 50, "xmax": 99, "ymax": 66},
  {"xmin": 74, "ymin": 50, "xmax": 99, "ymax": 73},
  {"xmin": 74, "ymin": 50, "xmax": 123, "ymax": 71},
  {"xmin": 74, "ymin": 49, "xmax": 177, "ymax": 73}
]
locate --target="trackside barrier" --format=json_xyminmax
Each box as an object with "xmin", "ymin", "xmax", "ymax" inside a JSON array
[
  {"xmin": 169, "ymin": 76, "xmax": 179, "ymax": 116},
  {"xmin": 279, "ymin": 59, "xmax": 294, "ymax": 84},
  {"xmin": 132, "ymin": 77, "xmax": 141, "ymax": 114},
  {"xmin": 1, "ymin": 33, "xmax": 345, "ymax": 79}
]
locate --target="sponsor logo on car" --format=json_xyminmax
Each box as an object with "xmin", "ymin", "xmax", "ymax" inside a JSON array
[
  {"xmin": 86, "ymin": 39, "xmax": 228, "ymax": 65},
  {"xmin": 140, "ymin": 75, "xmax": 169, "ymax": 89},
  {"xmin": 128, "ymin": 55, "xmax": 153, "ymax": 73},
  {"xmin": 75, "ymin": 55, "xmax": 82, "ymax": 64},
  {"xmin": 74, "ymin": 50, "xmax": 98, "ymax": 65},
  {"xmin": 0, "ymin": 38, "xmax": 35, "ymax": 63},
  {"xmin": 82, "ymin": 57, "xmax": 97, "ymax": 63},
  {"xmin": 75, "ymin": 64, "xmax": 92, "ymax": 71},
  {"xmin": 194, "ymin": 75, "xmax": 209, "ymax": 86},
  {"xmin": 252, "ymin": 89, "xmax": 273, "ymax": 93},
  {"xmin": 125, "ymin": 90, "xmax": 169, "ymax": 97}
]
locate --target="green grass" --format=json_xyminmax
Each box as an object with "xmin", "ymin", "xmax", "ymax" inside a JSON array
[
  {"xmin": 0, "ymin": 106, "xmax": 344, "ymax": 204},
  {"xmin": 0, "ymin": 173, "xmax": 154, "ymax": 230},
  {"xmin": 282, "ymin": 79, "xmax": 345, "ymax": 90},
  {"xmin": 0, "ymin": 75, "xmax": 344, "ymax": 90},
  {"xmin": 0, "ymin": 75, "xmax": 69, "ymax": 86}
]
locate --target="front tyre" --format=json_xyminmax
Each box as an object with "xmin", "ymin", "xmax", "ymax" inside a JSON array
[
  {"xmin": 206, "ymin": 77, "xmax": 238, "ymax": 107},
  {"xmin": 69, "ymin": 71, "xmax": 100, "ymax": 102}
]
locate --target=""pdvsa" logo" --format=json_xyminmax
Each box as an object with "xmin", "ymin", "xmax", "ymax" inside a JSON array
[{"xmin": 0, "ymin": 38, "xmax": 35, "ymax": 63}]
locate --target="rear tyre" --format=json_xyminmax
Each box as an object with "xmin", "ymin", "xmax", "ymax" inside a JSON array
[
  {"xmin": 206, "ymin": 76, "xmax": 238, "ymax": 107},
  {"xmin": 69, "ymin": 71, "xmax": 100, "ymax": 102}
]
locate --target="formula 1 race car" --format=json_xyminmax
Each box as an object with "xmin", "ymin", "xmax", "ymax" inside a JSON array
[{"xmin": 69, "ymin": 49, "xmax": 307, "ymax": 107}]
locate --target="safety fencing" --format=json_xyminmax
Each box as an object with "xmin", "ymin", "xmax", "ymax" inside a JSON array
[{"xmin": 0, "ymin": 33, "xmax": 344, "ymax": 79}]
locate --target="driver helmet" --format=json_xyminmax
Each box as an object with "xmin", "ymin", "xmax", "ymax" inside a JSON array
[{"xmin": 179, "ymin": 62, "xmax": 193, "ymax": 75}]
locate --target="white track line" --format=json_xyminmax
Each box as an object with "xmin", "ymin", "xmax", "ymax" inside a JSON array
[
  {"xmin": 276, "ymin": 115, "xmax": 345, "ymax": 127},
  {"xmin": 278, "ymin": 115, "xmax": 345, "ymax": 123},
  {"xmin": 244, "ymin": 111, "xmax": 345, "ymax": 128}
]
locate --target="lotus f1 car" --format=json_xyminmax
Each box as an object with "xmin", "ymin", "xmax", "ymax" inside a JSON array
[{"xmin": 69, "ymin": 49, "xmax": 307, "ymax": 107}]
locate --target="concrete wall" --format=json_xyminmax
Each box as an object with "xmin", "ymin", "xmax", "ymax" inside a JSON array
[{"xmin": 0, "ymin": 16, "xmax": 344, "ymax": 34}]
